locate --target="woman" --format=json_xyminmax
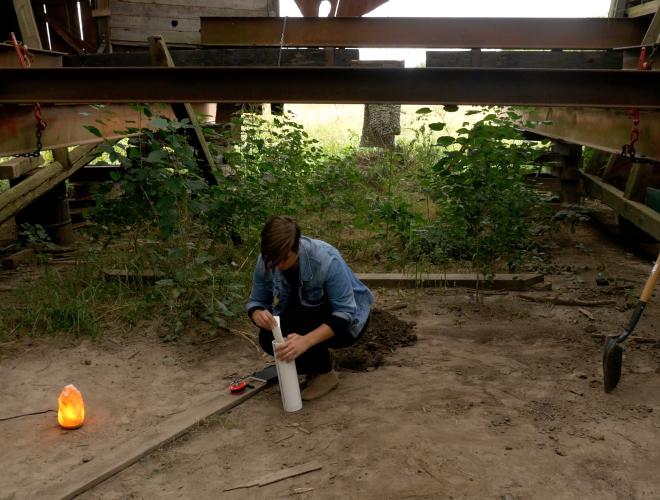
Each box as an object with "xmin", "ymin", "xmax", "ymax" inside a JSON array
[{"xmin": 247, "ymin": 216, "xmax": 373, "ymax": 400}]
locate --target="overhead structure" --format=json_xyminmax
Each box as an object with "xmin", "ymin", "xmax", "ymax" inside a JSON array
[
  {"xmin": 1, "ymin": 67, "xmax": 659, "ymax": 108},
  {"xmin": 200, "ymin": 17, "xmax": 649, "ymax": 49}
]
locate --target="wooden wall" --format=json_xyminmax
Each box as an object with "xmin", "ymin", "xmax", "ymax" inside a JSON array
[{"xmin": 109, "ymin": 0, "xmax": 277, "ymax": 46}]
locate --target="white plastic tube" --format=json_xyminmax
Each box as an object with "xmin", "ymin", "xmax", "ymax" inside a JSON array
[{"xmin": 272, "ymin": 316, "xmax": 302, "ymax": 412}]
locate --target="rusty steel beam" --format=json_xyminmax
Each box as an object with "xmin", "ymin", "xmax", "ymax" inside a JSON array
[
  {"xmin": 521, "ymin": 107, "xmax": 660, "ymax": 162},
  {"xmin": 200, "ymin": 17, "xmax": 649, "ymax": 49},
  {"xmin": 1, "ymin": 67, "xmax": 659, "ymax": 108}
]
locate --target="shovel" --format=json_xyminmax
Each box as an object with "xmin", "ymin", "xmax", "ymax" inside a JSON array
[{"xmin": 603, "ymin": 252, "xmax": 660, "ymax": 393}]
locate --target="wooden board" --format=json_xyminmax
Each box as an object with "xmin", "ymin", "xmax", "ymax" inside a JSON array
[
  {"xmin": 356, "ymin": 273, "xmax": 544, "ymax": 291},
  {"xmin": 583, "ymin": 172, "xmax": 660, "ymax": 241},
  {"xmin": 627, "ymin": 0, "xmax": 660, "ymax": 18},
  {"xmin": 12, "ymin": 0, "xmax": 43, "ymax": 49},
  {"xmin": 26, "ymin": 381, "xmax": 267, "ymax": 500},
  {"xmin": 109, "ymin": 0, "xmax": 270, "ymax": 45},
  {"xmin": 0, "ymin": 157, "xmax": 43, "ymax": 180}
]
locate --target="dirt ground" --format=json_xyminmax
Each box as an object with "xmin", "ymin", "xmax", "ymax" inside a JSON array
[{"xmin": 1, "ymin": 221, "xmax": 660, "ymax": 500}]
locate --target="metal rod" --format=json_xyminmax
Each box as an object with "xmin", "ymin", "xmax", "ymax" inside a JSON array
[
  {"xmin": 1, "ymin": 67, "xmax": 659, "ymax": 108},
  {"xmin": 200, "ymin": 17, "xmax": 649, "ymax": 49}
]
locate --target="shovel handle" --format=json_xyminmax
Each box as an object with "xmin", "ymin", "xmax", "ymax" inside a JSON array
[{"xmin": 640, "ymin": 254, "xmax": 660, "ymax": 304}]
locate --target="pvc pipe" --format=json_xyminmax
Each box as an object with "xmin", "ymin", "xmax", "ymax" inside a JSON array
[{"xmin": 272, "ymin": 317, "xmax": 302, "ymax": 412}]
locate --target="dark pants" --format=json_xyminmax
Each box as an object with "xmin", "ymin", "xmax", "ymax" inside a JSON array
[{"xmin": 258, "ymin": 302, "xmax": 368, "ymax": 375}]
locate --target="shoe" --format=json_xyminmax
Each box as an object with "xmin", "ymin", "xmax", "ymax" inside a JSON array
[{"xmin": 301, "ymin": 370, "xmax": 339, "ymax": 400}]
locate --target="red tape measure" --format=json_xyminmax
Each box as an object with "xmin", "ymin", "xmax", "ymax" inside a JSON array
[{"xmin": 229, "ymin": 379, "xmax": 248, "ymax": 394}]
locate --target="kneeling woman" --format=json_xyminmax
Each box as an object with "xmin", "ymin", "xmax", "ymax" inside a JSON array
[{"xmin": 247, "ymin": 216, "xmax": 373, "ymax": 400}]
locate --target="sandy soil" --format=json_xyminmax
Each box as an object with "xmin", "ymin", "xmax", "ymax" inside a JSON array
[{"xmin": 1, "ymin": 223, "xmax": 659, "ymax": 500}]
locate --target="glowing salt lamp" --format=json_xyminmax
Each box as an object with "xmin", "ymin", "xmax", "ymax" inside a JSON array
[{"xmin": 57, "ymin": 384, "xmax": 85, "ymax": 429}]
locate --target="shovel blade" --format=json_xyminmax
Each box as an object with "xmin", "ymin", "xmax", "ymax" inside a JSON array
[{"xmin": 603, "ymin": 336, "xmax": 623, "ymax": 393}]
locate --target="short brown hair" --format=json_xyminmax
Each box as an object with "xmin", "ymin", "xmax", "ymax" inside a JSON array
[{"xmin": 261, "ymin": 216, "xmax": 301, "ymax": 269}]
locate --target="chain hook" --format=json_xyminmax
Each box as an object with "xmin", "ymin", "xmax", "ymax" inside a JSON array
[{"xmin": 10, "ymin": 32, "xmax": 46, "ymax": 158}]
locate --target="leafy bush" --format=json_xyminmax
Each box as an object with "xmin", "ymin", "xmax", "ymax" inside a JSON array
[{"xmin": 418, "ymin": 107, "xmax": 547, "ymax": 282}]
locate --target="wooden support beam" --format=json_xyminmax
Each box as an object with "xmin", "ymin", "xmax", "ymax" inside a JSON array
[
  {"xmin": 0, "ymin": 143, "xmax": 100, "ymax": 227},
  {"xmin": 624, "ymin": 163, "xmax": 657, "ymax": 202},
  {"xmin": 552, "ymin": 142, "xmax": 583, "ymax": 204},
  {"xmin": 642, "ymin": 5, "xmax": 660, "ymax": 46},
  {"xmin": 148, "ymin": 36, "xmax": 218, "ymax": 186},
  {"xmin": 12, "ymin": 0, "xmax": 43, "ymax": 49},
  {"xmin": 0, "ymin": 156, "xmax": 43, "ymax": 180},
  {"xmin": 582, "ymin": 172, "xmax": 660, "ymax": 241},
  {"xmin": 627, "ymin": 0, "xmax": 660, "ymax": 18},
  {"xmin": 356, "ymin": 273, "xmax": 544, "ymax": 291},
  {"xmin": 26, "ymin": 380, "xmax": 267, "ymax": 500}
]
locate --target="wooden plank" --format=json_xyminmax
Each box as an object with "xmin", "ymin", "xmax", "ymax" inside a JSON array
[
  {"xmin": 426, "ymin": 50, "xmax": 623, "ymax": 69},
  {"xmin": 12, "ymin": 0, "xmax": 43, "ymax": 49},
  {"xmin": 225, "ymin": 461, "xmax": 323, "ymax": 491},
  {"xmin": 0, "ymin": 104, "xmax": 176, "ymax": 157},
  {"xmin": 0, "ymin": 143, "xmax": 100, "ymax": 227},
  {"xmin": 627, "ymin": 0, "xmax": 660, "ymax": 18},
  {"xmin": 148, "ymin": 35, "xmax": 218, "ymax": 186},
  {"xmin": 642, "ymin": 5, "xmax": 660, "ymax": 46},
  {"xmin": 0, "ymin": 156, "xmax": 43, "ymax": 180},
  {"xmin": 624, "ymin": 163, "xmax": 657, "ymax": 202},
  {"xmin": 521, "ymin": 108, "xmax": 660, "ymax": 163},
  {"xmin": 109, "ymin": 0, "xmax": 266, "ymax": 19},
  {"xmin": 117, "ymin": 0, "xmax": 268, "ymax": 7},
  {"xmin": 1, "ymin": 248, "xmax": 36, "ymax": 270},
  {"xmin": 92, "ymin": 8, "xmax": 111, "ymax": 18},
  {"xmin": 356, "ymin": 273, "xmax": 544, "ymax": 291},
  {"xmin": 582, "ymin": 172, "xmax": 660, "ymax": 241},
  {"xmin": 27, "ymin": 381, "xmax": 267, "ymax": 500},
  {"xmin": 111, "ymin": 27, "xmax": 200, "ymax": 45}
]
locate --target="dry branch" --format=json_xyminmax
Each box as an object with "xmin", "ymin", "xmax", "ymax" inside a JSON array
[{"xmin": 517, "ymin": 294, "xmax": 615, "ymax": 306}]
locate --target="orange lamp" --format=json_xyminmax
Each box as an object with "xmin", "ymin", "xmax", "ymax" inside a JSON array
[{"xmin": 57, "ymin": 384, "xmax": 85, "ymax": 429}]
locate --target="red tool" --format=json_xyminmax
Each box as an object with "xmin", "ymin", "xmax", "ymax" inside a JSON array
[{"xmin": 229, "ymin": 379, "xmax": 248, "ymax": 394}]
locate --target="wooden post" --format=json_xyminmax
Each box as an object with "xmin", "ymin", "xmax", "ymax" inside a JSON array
[
  {"xmin": 624, "ymin": 163, "xmax": 656, "ymax": 202},
  {"xmin": 148, "ymin": 36, "xmax": 218, "ymax": 186},
  {"xmin": 552, "ymin": 141, "xmax": 582, "ymax": 204},
  {"xmin": 12, "ymin": 0, "xmax": 43, "ymax": 49}
]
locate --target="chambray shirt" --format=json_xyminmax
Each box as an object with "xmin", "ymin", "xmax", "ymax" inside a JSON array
[{"xmin": 246, "ymin": 237, "xmax": 373, "ymax": 338}]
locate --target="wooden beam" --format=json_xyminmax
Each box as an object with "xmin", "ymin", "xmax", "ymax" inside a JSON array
[
  {"xmin": 627, "ymin": 0, "xmax": 660, "ymax": 18},
  {"xmin": 356, "ymin": 273, "xmax": 544, "ymax": 291},
  {"xmin": 609, "ymin": 0, "xmax": 627, "ymax": 17},
  {"xmin": 0, "ymin": 143, "xmax": 100, "ymax": 227},
  {"xmin": 0, "ymin": 156, "xmax": 43, "ymax": 180},
  {"xmin": 26, "ymin": 380, "xmax": 267, "ymax": 500},
  {"xmin": 148, "ymin": 35, "xmax": 218, "ymax": 186},
  {"xmin": 642, "ymin": 5, "xmax": 660, "ymax": 46},
  {"xmin": 624, "ymin": 163, "xmax": 657, "ymax": 202},
  {"xmin": 12, "ymin": 0, "xmax": 43, "ymax": 49},
  {"xmin": 521, "ymin": 108, "xmax": 660, "ymax": 162},
  {"xmin": 582, "ymin": 172, "xmax": 660, "ymax": 241},
  {"xmin": 0, "ymin": 104, "xmax": 176, "ymax": 157}
]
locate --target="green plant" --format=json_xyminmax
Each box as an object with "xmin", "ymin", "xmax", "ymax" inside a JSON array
[{"xmin": 421, "ymin": 107, "xmax": 547, "ymax": 296}]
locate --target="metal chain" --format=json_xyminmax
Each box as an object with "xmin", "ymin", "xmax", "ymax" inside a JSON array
[
  {"xmin": 621, "ymin": 47, "xmax": 652, "ymax": 160},
  {"xmin": 277, "ymin": 16, "xmax": 288, "ymax": 67},
  {"xmin": 10, "ymin": 32, "xmax": 46, "ymax": 158}
]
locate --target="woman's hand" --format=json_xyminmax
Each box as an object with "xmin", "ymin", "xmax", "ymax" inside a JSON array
[
  {"xmin": 251, "ymin": 309, "xmax": 276, "ymax": 330},
  {"xmin": 275, "ymin": 333, "xmax": 310, "ymax": 362}
]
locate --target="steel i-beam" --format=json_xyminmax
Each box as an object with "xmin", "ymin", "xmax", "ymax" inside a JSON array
[
  {"xmin": 0, "ymin": 67, "xmax": 659, "ymax": 108},
  {"xmin": 200, "ymin": 17, "xmax": 649, "ymax": 49}
]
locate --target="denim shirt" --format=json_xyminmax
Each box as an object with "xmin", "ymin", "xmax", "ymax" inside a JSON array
[{"xmin": 246, "ymin": 237, "xmax": 374, "ymax": 338}]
